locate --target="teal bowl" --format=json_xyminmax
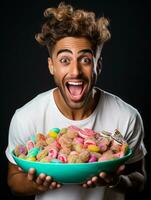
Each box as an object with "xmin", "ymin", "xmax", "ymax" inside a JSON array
[{"xmin": 11, "ymin": 148, "xmax": 132, "ymax": 184}]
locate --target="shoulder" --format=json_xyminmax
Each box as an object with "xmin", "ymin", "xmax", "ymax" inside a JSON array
[
  {"xmin": 96, "ymin": 89, "xmax": 142, "ymax": 127},
  {"xmin": 13, "ymin": 89, "xmax": 53, "ymax": 120},
  {"xmin": 100, "ymin": 89, "xmax": 139, "ymax": 117}
]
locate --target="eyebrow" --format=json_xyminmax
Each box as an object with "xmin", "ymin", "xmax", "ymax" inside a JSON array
[
  {"xmin": 78, "ymin": 49, "xmax": 94, "ymax": 55},
  {"xmin": 57, "ymin": 49, "xmax": 72, "ymax": 56},
  {"xmin": 56, "ymin": 49, "xmax": 93, "ymax": 56}
]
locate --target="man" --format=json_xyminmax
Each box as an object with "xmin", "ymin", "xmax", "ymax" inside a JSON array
[{"xmin": 6, "ymin": 2, "xmax": 146, "ymax": 200}]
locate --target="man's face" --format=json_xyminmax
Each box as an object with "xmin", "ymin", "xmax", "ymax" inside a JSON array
[{"xmin": 48, "ymin": 37, "xmax": 100, "ymax": 110}]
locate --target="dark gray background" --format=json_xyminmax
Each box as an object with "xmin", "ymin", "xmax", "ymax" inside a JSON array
[{"xmin": 1, "ymin": 0, "xmax": 150, "ymax": 199}]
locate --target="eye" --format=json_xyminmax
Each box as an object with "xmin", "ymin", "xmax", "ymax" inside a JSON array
[
  {"xmin": 59, "ymin": 57, "xmax": 70, "ymax": 65},
  {"xmin": 81, "ymin": 57, "xmax": 92, "ymax": 65}
]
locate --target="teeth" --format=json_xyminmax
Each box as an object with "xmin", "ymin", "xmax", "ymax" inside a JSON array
[{"xmin": 67, "ymin": 82, "xmax": 83, "ymax": 86}]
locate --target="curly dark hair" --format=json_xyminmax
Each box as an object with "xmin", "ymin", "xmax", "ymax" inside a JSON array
[{"xmin": 35, "ymin": 2, "xmax": 111, "ymax": 55}]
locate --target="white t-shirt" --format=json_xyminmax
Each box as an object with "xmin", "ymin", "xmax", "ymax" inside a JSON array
[{"xmin": 6, "ymin": 88, "xmax": 146, "ymax": 200}]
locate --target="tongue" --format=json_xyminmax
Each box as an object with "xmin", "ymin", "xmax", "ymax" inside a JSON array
[{"xmin": 68, "ymin": 85, "xmax": 83, "ymax": 96}]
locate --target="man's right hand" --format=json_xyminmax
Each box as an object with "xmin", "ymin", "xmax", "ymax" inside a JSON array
[
  {"xmin": 7, "ymin": 162, "xmax": 62, "ymax": 196},
  {"xmin": 25, "ymin": 168, "xmax": 61, "ymax": 192}
]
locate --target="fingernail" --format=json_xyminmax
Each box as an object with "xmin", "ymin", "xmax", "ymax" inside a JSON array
[{"xmin": 99, "ymin": 172, "xmax": 105, "ymax": 178}]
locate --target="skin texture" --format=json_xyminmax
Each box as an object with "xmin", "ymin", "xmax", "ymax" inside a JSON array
[
  {"xmin": 48, "ymin": 37, "xmax": 101, "ymax": 120},
  {"xmin": 7, "ymin": 37, "xmax": 146, "ymax": 196}
]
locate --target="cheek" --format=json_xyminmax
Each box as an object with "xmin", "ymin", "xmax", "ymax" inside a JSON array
[
  {"xmin": 53, "ymin": 68, "xmax": 67, "ymax": 83},
  {"xmin": 54, "ymin": 62, "xmax": 68, "ymax": 74}
]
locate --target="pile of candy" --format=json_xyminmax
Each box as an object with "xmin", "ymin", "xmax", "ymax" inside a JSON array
[{"xmin": 14, "ymin": 126, "xmax": 128, "ymax": 163}]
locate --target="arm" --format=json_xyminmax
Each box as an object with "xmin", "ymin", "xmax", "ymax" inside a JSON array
[
  {"xmin": 112, "ymin": 158, "xmax": 146, "ymax": 193},
  {"xmin": 7, "ymin": 161, "xmax": 61, "ymax": 196}
]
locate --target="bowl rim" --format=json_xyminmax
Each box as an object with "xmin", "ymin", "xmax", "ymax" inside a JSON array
[{"xmin": 11, "ymin": 148, "xmax": 132, "ymax": 165}]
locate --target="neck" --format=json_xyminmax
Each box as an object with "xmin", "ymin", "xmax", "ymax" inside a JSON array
[{"xmin": 53, "ymin": 88, "xmax": 100, "ymax": 120}]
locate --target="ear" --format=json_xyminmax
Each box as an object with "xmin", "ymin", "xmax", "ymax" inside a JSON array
[
  {"xmin": 97, "ymin": 56, "xmax": 102, "ymax": 75},
  {"xmin": 48, "ymin": 57, "xmax": 54, "ymax": 75},
  {"xmin": 95, "ymin": 45, "xmax": 103, "ymax": 75}
]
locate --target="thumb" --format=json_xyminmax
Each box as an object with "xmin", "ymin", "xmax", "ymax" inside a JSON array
[{"xmin": 18, "ymin": 167, "xmax": 23, "ymax": 172}]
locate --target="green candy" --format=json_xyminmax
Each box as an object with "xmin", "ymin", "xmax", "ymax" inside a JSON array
[
  {"xmin": 50, "ymin": 128, "xmax": 60, "ymax": 134},
  {"xmin": 27, "ymin": 147, "xmax": 39, "ymax": 158}
]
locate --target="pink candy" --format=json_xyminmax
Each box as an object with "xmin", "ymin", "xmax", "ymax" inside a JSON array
[
  {"xmin": 84, "ymin": 139, "xmax": 96, "ymax": 147},
  {"xmin": 68, "ymin": 126, "xmax": 96, "ymax": 139},
  {"xmin": 113, "ymin": 152, "xmax": 124, "ymax": 158},
  {"xmin": 58, "ymin": 154, "xmax": 67, "ymax": 163},
  {"xmin": 52, "ymin": 140, "xmax": 61, "ymax": 149},
  {"xmin": 73, "ymin": 137, "xmax": 84, "ymax": 144},
  {"xmin": 68, "ymin": 125, "xmax": 81, "ymax": 132},
  {"xmin": 14, "ymin": 126, "xmax": 129, "ymax": 163},
  {"xmin": 48, "ymin": 148, "xmax": 58, "ymax": 159},
  {"xmin": 26, "ymin": 140, "xmax": 35, "ymax": 151},
  {"xmin": 78, "ymin": 130, "xmax": 90, "ymax": 138},
  {"xmin": 84, "ymin": 128, "xmax": 96, "ymax": 136},
  {"xmin": 89, "ymin": 155, "xmax": 97, "ymax": 162}
]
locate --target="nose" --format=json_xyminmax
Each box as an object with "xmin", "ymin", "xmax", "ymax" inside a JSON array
[{"xmin": 69, "ymin": 61, "xmax": 81, "ymax": 77}]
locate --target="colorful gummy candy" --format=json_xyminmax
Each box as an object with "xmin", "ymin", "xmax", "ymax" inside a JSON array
[{"xmin": 13, "ymin": 126, "xmax": 129, "ymax": 163}]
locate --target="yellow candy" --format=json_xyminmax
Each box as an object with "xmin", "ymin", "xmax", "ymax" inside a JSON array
[
  {"xmin": 87, "ymin": 145, "xmax": 100, "ymax": 152},
  {"xmin": 26, "ymin": 157, "xmax": 36, "ymax": 161},
  {"xmin": 48, "ymin": 131, "xmax": 58, "ymax": 138}
]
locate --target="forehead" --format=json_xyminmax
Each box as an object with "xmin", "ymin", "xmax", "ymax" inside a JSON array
[{"xmin": 52, "ymin": 37, "xmax": 93, "ymax": 55}]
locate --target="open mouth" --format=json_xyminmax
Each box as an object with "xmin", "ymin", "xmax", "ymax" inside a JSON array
[{"xmin": 65, "ymin": 80, "xmax": 86, "ymax": 101}]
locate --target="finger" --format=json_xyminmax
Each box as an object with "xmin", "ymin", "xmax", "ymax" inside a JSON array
[
  {"xmin": 56, "ymin": 183, "xmax": 61, "ymax": 188},
  {"xmin": 87, "ymin": 180, "xmax": 93, "ymax": 187},
  {"xmin": 18, "ymin": 167, "xmax": 23, "ymax": 172},
  {"xmin": 99, "ymin": 172, "xmax": 111, "ymax": 183},
  {"xmin": 43, "ymin": 176, "xmax": 52, "ymax": 187},
  {"xmin": 99, "ymin": 172, "xmax": 106, "ymax": 179},
  {"xmin": 36, "ymin": 173, "xmax": 46, "ymax": 185},
  {"xmin": 91, "ymin": 176, "xmax": 98, "ymax": 183},
  {"xmin": 46, "ymin": 176, "xmax": 52, "ymax": 182},
  {"xmin": 50, "ymin": 182, "xmax": 57, "ymax": 189},
  {"xmin": 82, "ymin": 183, "xmax": 88, "ymax": 188},
  {"xmin": 27, "ymin": 168, "xmax": 36, "ymax": 181},
  {"xmin": 116, "ymin": 165, "xmax": 125, "ymax": 174}
]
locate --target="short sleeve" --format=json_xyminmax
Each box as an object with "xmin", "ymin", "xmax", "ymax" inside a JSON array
[
  {"xmin": 5, "ymin": 110, "xmax": 35, "ymax": 164},
  {"xmin": 125, "ymin": 110, "xmax": 147, "ymax": 164}
]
